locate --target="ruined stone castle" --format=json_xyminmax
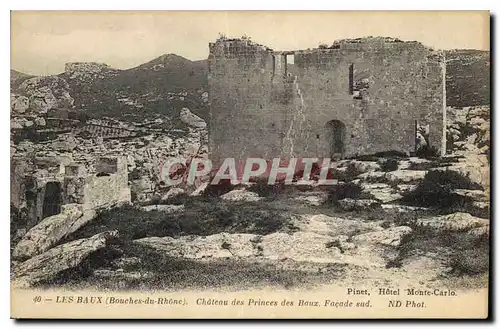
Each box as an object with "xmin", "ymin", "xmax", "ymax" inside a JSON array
[{"xmin": 208, "ymin": 37, "xmax": 446, "ymax": 165}]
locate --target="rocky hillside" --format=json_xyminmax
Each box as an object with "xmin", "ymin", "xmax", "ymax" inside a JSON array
[
  {"xmin": 58, "ymin": 55, "xmax": 208, "ymax": 121},
  {"xmin": 11, "ymin": 55, "xmax": 209, "ymax": 122},
  {"xmin": 446, "ymin": 50, "xmax": 490, "ymax": 108},
  {"xmin": 11, "ymin": 49, "xmax": 489, "ymax": 123}
]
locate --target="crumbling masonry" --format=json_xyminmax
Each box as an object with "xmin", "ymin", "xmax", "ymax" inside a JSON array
[
  {"xmin": 11, "ymin": 156, "xmax": 131, "ymax": 229},
  {"xmin": 208, "ymin": 37, "xmax": 446, "ymax": 165}
]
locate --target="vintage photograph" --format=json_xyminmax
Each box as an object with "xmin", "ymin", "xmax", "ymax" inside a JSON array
[{"xmin": 10, "ymin": 11, "xmax": 490, "ymax": 319}]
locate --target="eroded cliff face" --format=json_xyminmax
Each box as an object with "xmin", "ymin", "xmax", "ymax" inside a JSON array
[
  {"xmin": 16, "ymin": 76, "xmax": 74, "ymax": 113},
  {"xmin": 11, "ymin": 76, "xmax": 74, "ymax": 131}
]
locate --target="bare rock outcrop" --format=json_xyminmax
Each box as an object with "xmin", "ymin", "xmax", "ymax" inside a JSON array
[
  {"xmin": 11, "ymin": 95, "xmax": 29, "ymax": 113},
  {"xmin": 12, "ymin": 231, "xmax": 118, "ymax": 288},
  {"xmin": 350, "ymin": 226, "xmax": 412, "ymax": 247},
  {"xmin": 134, "ymin": 233, "xmax": 259, "ymax": 259},
  {"xmin": 64, "ymin": 62, "xmax": 110, "ymax": 80},
  {"xmin": 260, "ymin": 232, "xmax": 343, "ymax": 263},
  {"xmin": 180, "ymin": 108, "xmax": 207, "ymax": 128}
]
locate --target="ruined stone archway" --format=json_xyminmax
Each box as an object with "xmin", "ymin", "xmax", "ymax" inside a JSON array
[
  {"xmin": 42, "ymin": 182, "xmax": 62, "ymax": 218},
  {"xmin": 325, "ymin": 120, "xmax": 346, "ymax": 159}
]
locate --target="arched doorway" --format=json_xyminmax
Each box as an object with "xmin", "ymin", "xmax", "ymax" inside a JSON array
[
  {"xmin": 42, "ymin": 182, "xmax": 62, "ymax": 218},
  {"xmin": 325, "ymin": 120, "xmax": 346, "ymax": 159}
]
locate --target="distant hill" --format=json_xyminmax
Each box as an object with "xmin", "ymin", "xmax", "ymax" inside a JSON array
[
  {"xmin": 445, "ymin": 50, "xmax": 490, "ymax": 108},
  {"xmin": 53, "ymin": 54, "xmax": 208, "ymax": 121},
  {"xmin": 10, "ymin": 70, "xmax": 34, "ymax": 91},
  {"xmin": 11, "ymin": 49, "xmax": 489, "ymax": 122}
]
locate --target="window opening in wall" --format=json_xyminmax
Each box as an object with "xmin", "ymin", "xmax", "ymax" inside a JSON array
[{"xmin": 349, "ymin": 64, "xmax": 354, "ymax": 95}]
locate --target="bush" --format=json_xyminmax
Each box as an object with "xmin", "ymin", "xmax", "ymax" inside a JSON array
[
  {"xmin": 202, "ymin": 179, "xmax": 234, "ymax": 198},
  {"xmin": 246, "ymin": 177, "xmax": 287, "ymax": 197},
  {"xmin": 380, "ymin": 158, "xmax": 399, "ymax": 172},
  {"xmin": 335, "ymin": 163, "xmax": 364, "ymax": 182},
  {"xmin": 416, "ymin": 144, "xmax": 440, "ymax": 159},
  {"xmin": 401, "ymin": 169, "xmax": 483, "ymax": 209},
  {"xmin": 423, "ymin": 170, "xmax": 482, "ymax": 190},
  {"xmin": 327, "ymin": 182, "xmax": 364, "ymax": 202}
]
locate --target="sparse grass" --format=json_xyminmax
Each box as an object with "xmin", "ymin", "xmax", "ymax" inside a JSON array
[
  {"xmin": 67, "ymin": 198, "xmax": 291, "ymax": 242},
  {"xmin": 246, "ymin": 178, "xmax": 288, "ymax": 198},
  {"xmin": 377, "ymin": 207, "xmax": 490, "ymax": 278},
  {"xmin": 366, "ymin": 208, "xmax": 422, "ymax": 226},
  {"xmin": 352, "ymin": 151, "xmax": 408, "ymax": 162},
  {"xmin": 325, "ymin": 182, "xmax": 373, "ymax": 203},
  {"xmin": 396, "ymin": 225, "xmax": 489, "ymax": 277},
  {"xmin": 452, "ymin": 245, "xmax": 490, "ymax": 276},
  {"xmin": 40, "ymin": 245, "xmax": 348, "ymax": 291}
]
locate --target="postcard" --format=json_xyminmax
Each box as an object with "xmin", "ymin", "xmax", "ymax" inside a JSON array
[{"xmin": 10, "ymin": 10, "xmax": 490, "ymax": 319}]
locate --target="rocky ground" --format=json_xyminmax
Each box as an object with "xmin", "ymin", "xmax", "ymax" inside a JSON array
[{"xmin": 10, "ymin": 105, "xmax": 490, "ymax": 292}]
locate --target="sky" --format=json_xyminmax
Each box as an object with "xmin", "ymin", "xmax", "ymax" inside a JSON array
[{"xmin": 11, "ymin": 11, "xmax": 490, "ymax": 76}]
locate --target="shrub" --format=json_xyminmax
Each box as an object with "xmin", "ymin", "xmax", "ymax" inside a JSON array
[
  {"xmin": 326, "ymin": 182, "xmax": 364, "ymax": 202},
  {"xmin": 335, "ymin": 163, "xmax": 364, "ymax": 182},
  {"xmin": 401, "ymin": 169, "xmax": 483, "ymax": 209},
  {"xmin": 380, "ymin": 158, "xmax": 399, "ymax": 172},
  {"xmin": 423, "ymin": 170, "xmax": 482, "ymax": 190}
]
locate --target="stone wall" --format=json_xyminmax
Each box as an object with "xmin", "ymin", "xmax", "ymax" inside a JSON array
[
  {"xmin": 208, "ymin": 37, "xmax": 446, "ymax": 166},
  {"xmin": 74, "ymin": 157, "xmax": 130, "ymax": 210},
  {"xmin": 81, "ymin": 173, "xmax": 130, "ymax": 210},
  {"xmin": 12, "ymin": 156, "xmax": 131, "ymax": 229}
]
